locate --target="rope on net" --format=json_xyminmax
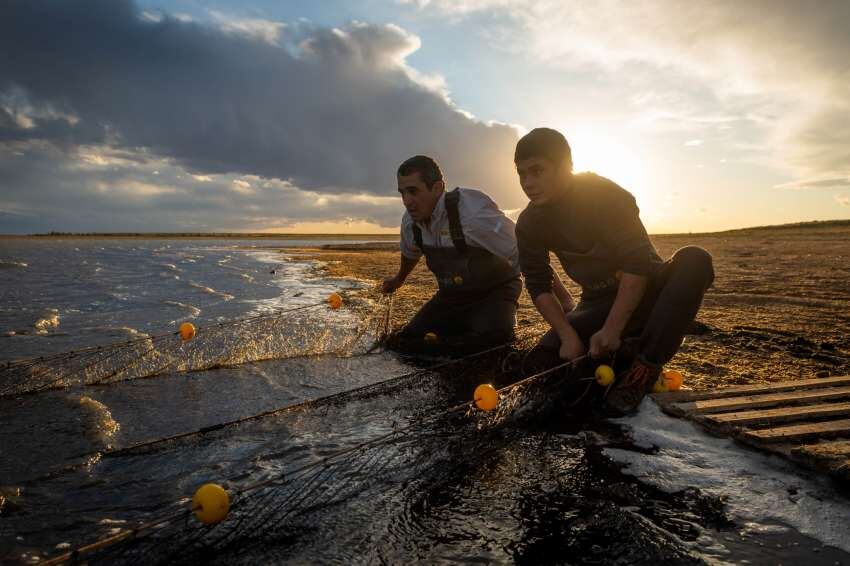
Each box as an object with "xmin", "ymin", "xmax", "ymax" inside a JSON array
[
  {"xmin": 39, "ymin": 341, "xmax": 590, "ymax": 566},
  {"xmin": 0, "ymin": 292, "xmax": 390, "ymax": 398}
]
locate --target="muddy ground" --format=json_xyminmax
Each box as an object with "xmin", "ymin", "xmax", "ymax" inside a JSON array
[{"xmin": 290, "ymin": 223, "xmax": 850, "ymax": 391}]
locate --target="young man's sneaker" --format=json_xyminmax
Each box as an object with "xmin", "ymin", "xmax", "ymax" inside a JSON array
[{"xmin": 605, "ymin": 358, "xmax": 662, "ymax": 416}]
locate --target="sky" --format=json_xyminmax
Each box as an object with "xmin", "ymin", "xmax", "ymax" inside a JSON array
[{"xmin": 2, "ymin": 0, "xmax": 849, "ymax": 234}]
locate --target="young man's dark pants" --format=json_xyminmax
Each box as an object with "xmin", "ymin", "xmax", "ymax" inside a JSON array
[
  {"xmin": 529, "ymin": 246, "xmax": 714, "ymax": 369},
  {"xmin": 395, "ymin": 279, "xmax": 522, "ymax": 352}
]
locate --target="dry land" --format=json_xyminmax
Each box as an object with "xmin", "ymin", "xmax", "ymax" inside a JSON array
[{"xmin": 292, "ymin": 223, "xmax": 850, "ymax": 391}]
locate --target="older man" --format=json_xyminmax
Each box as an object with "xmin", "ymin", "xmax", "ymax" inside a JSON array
[{"xmin": 383, "ymin": 155, "xmax": 521, "ymax": 352}]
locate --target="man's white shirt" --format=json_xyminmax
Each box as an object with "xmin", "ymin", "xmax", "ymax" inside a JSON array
[{"xmin": 400, "ymin": 188, "xmax": 520, "ymax": 275}]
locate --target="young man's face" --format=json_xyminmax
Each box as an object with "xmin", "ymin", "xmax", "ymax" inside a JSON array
[
  {"xmin": 515, "ymin": 157, "xmax": 569, "ymax": 205},
  {"xmin": 397, "ymin": 172, "xmax": 445, "ymax": 223}
]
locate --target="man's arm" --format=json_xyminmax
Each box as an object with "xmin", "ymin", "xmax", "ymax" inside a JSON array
[
  {"xmin": 533, "ymin": 291, "xmax": 585, "ymax": 360},
  {"xmin": 552, "ymin": 275, "xmax": 575, "ymax": 312},
  {"xmin": 589, "ymin": 271, "xmax": 647, "ymax": 357},
  {"xmin": 517, "ymin": 216, "xmax": 584, "ymax": 360},
  {"xmin": 588, "ymin": 179, "xmax": 658, "ymax": 357},
  {"xmin": 383, "ymin": 220, "xmax": 422, "ymax": 293},
  {"xmin": 382, "ymin": 254, "xmax": 419, "ymax": 293}
]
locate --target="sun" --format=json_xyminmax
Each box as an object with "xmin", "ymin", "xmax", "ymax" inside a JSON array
[{"xmin": 565, "ymin": 128, "xmax": 654, "ymax": 218}]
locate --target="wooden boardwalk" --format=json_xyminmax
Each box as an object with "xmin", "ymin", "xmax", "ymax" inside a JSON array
[{"xmin": 652, "ymin": 375, "xmax": 850, "ymax": 481}]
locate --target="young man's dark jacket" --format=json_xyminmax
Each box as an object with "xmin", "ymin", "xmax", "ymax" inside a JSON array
[{"xmin": 516, "ymin": 172, "xmax": 663, "ymax": 302}]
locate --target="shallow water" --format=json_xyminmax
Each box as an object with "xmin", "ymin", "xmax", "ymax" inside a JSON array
[{"xmin": 1, "ymin": 239, "xmax": 849, "ymax": 565}]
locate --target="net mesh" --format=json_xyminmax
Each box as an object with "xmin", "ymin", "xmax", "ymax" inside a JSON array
[
  {"xmin": 13, "ymin": 293, "xmax": 605, "ymax": 565},
  {"xmin": 45, "ymin": 327, "xmax": 592, "ymax": 565},
  {"xmin": 0, "ymin": 294, "xmax": 392, "ymax": 398}
]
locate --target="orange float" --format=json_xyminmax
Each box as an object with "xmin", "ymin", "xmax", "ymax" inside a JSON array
[
  {"xmin": 327, "ymin": 293, "xmax": 343, "ymax": 310},
  {"xmin": 473, "ymin": 383, "xmax": 499, "ymax": 411},
  {"xmin": 179, "ymin": 322, "xmax": 196, "ymax": 341}
]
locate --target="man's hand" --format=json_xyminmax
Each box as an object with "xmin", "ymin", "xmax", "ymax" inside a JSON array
[
  {"xmin": 385, "ymin": 255, "xmax": 419, "ymax": 294},
  {"xmin": 381, "ymin": 275, "xmax": 403, "ymax": 294},
  {"xmin": 559, "ymin": 334, "xmax": 586, "ymax": 361},
  {"xmin": 589, "ymin": 326, "xmax": 621, "ymax": 358}
]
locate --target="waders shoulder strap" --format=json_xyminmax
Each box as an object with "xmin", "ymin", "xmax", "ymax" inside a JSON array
[
  {"xmin": 444, "ymin": 188, "xmax": 468, "ymax": 254},
  {"xmin": 412, "ymin": 224, "xmax": 423, "ymax": 250}
]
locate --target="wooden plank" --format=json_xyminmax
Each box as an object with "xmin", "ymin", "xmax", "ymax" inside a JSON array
[
  {"xmin": 742, "ymin": 419, "xmax": 850, "ymax": 443},
  {"xmin": 654, "ymin": 375, "xmax": 850, "ymax": 404},
  {"xmin": 703, "ymin": 401, "xmax": 850, "ymax": 427},
  {"xmin": 672, "ymin": 386, "xmax": 850, "ymax": 415}
]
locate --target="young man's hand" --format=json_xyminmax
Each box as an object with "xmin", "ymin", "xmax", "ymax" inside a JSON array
[
  {"xmin": 589, "ymin": 326, "xmax": 621, "ymax": 358},
  {"xmin": 559, "ymin": 334, "xmax": 586, "ymax": 361},
  {"xmin": 381, "ymin": 275, "xmax": 403, "ymax": 294}
]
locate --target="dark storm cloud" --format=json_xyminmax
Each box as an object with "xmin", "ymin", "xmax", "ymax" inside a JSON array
[
  {"xmin": 0, "ymin": 143, "xmax": 402, "ymax": 232},
  {"xmin": 0, "ymin": 0, "xmax": 521, "ymax": 207}
]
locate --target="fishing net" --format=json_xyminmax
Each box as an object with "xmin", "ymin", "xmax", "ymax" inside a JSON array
[
  {"xmin": 39, "ymin": 324, "xmax": 600, "ymax": 566},
  {"xmin": 0, "ymin": 294, "xmax": 393, "ymax": 398}
]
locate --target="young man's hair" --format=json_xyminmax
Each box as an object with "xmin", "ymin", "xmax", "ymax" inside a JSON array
[
  {"xmin": 397, "ymin": 155, "xmax": 443, "ymax": 189},
  {"xmin": 514, "ymin": 127, "xmax": 573, "ymax": 171}
]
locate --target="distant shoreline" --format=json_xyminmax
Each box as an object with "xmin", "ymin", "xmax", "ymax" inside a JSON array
[
  {"xmin": 0, "ymin": 218, "xmax": 848, "ymax": 239},
  {"xmin": 0, "ymin": 233, "xmax": 400, "ymax": 240}
]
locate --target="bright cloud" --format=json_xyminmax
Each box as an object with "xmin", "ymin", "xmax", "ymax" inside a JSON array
[{"xmin": 409, "ymin": 0, "xmax": 850, "ymax": 190}]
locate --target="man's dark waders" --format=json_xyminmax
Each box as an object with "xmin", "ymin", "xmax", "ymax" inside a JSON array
[{"xmin": 396, "ymin": 189, "xmax": 522, "ymax": 354}]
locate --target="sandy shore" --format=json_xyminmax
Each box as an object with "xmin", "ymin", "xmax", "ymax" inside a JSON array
[{"xmin": 286, "ymin": 225, "xmax": 850, "ymax": 391}]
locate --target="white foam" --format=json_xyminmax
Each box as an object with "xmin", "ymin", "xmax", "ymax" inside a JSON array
[
  {"xmin": 77, "ymin": 395, "xmax": 120, "ymax": 439},
  {"xmin": 244, "ymin": 250, "xmax": 363, "ymax": 319},
  {"xmin": 188, "ymin": 280, "xmax": 234, "ymax": 301},
  {"xmin": 163, "ymin": 300, "xmax": 201, "ymax": 318},
  {"xmin": 33, "ymin": 309, "xmax": 60, "ymax": 333},
  {"xmin": 604, "ymin": 399, "xmax": 850, "ymax": 552}
]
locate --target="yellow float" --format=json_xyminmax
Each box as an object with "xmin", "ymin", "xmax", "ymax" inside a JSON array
[
  {"xmin": 179, "ymin": 322, "xmax": 196, "ymax": 341},
  {"xmin": 473, "ymin": 383, "xmax": 499, "ymax": 411},
  {"xmin": 423, "ymin": 332, "xmax": 439, "ymax": 344},
  {"xmin": 595, "ymin": 364, "xmax": 615, "ymax": 386},
  {"xmin": 191, "ymin": 483, "xmax": 230, "ymax": 525}
]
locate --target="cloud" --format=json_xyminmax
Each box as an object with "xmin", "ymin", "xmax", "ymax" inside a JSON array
[
  {"xmin": 0, "ymin": 0, "xmax": 523, "ymax": 232},
  {"xmin": 209, "ymin": 11, "xmax": 286, "ymax": 45},
  {"xmin": 683, "ymin": 139, "xmax": 703, "ymax": 147},
  {"xmin": 408, "ymin": 0, "xmax": 850, "ymax": 185},
  {"xmin": 773, "ymin": 177, "xmax": 850, "ymax": 191},
  {"xmin": 0, "ymin": 142, "xmax": 402, "ymax": 232},
  {"xmin": 835, "ymin": 194, "xmax": 849, "ymax": 208}
]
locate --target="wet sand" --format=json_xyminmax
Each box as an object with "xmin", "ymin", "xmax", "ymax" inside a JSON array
[{"xmin": 290, "ymin": 223, "xmax": 850, "ymax": 391}]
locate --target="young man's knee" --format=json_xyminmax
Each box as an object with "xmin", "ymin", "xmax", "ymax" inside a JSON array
[
  {"xmin": 672, "ymin": 245, "xmax": 714, "ymax": 284},
  {"xmin": 469, "ymin": 301, "xmax": 517, "ymax": 334}
]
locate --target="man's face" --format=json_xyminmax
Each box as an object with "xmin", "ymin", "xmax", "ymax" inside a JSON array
[
  {"xmin": 515, "ymin": 157, "xmax": 568, "ymax": 205},
  {"xmin": 397, "ymin": 172, "xmax": 444, "ymax": 222}
]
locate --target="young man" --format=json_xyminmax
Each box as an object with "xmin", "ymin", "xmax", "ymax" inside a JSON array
[
  {"xmin": 514, "ymin": 128, "xmax": 714, "ymax": 415},
  {"xmin": 382, "ymin": 155, "xmax": 522, "ymax": 352}
]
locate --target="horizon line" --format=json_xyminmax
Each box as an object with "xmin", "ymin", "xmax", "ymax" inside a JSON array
[{"xmin": 2, "ymin": 218, "xmax": 849, "ymax": 239}]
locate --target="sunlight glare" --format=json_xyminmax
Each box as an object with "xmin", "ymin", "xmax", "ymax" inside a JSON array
[{"xmin": 565, "ymin": 128, "xmax": 654, "ymax": 219}]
